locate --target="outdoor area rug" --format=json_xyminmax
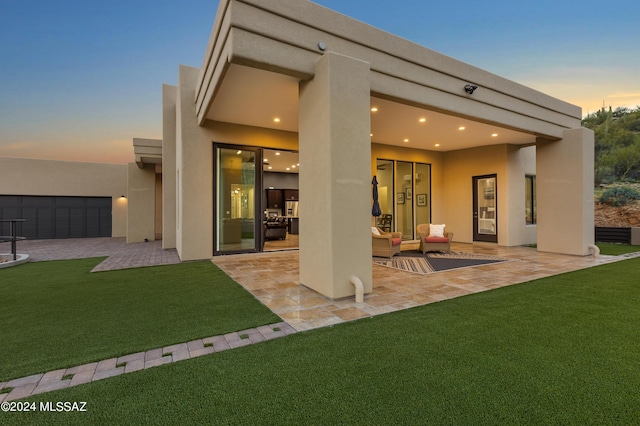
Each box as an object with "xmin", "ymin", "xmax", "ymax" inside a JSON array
[{"xmin": 373, "ymin": 251, "xmax": 512, "ymax": 275}]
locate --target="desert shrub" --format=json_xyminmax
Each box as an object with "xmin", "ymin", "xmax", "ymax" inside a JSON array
[{"xmin": 599, "ymin": 186, "xmax": 640, "ymax": 206}]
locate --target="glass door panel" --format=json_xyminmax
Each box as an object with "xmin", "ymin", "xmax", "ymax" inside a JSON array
[
  {"xmin": 473, "ymin": 175, "xmax": 497, "ymax": 243},
  {"xmin": 415, "ymin": 163, "xmax": 431, "ymax": 227},
  {"xmin": 396, "ymin": 161, "xmax": 414, "ymax": 240},
  {"xmin": 215, "ymin": 146, "xmax": 260, "ymax": 254},
  {"xmin": 375, "ymin": 159, "xmax": 394, "ymax": 232}
]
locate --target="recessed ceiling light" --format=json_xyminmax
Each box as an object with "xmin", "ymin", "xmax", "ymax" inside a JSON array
[
  {"xmin": 263, "ymin": 158, "xmax": 268, "ymax": 162},
  {"xmin": 268, "ymin": 166, "xmax": 273, "ymax": 170},
  {"xmin": 292, "ymin": 165, "xmax": 296, "ymax": 168},
  {"xmin": 370, "ymin": 133, "xmax": 373, "ymax": 137},
  {"xmin": 286, "ymin": 167, "xmax": 290, "ymax": 171},
  {"xmin": 297, "ymin": 163, "xmax": 300, "ymax": 166},
  {"xmin": 275, "ymin": 152, "xmax": 281, "ymax": 156},
  {"xmin": 459, "ymin": 126, "xmax": 466, "ymax": 131},
  {"xmin": 491, "ymin": 133, "xmax": 498, "ymax": 137},
  {"xmin": 419, "ymin": 118, "xmax": 426, "ymax": 123},
  {"xmin": 371, "ymin": 107, "xmax": 378, "ymax": 112},
  {"xmin": 435, "ymin": 143, "xmax": 440, "ymax": 147},
  {"xmin": 236, "ymin": 150, "xmax": 242, "ymax": 154},
  {"xmin": 273, "ymin": 118, "xmax": 281, "ymax": 123},
  {"xmin": 403, "ymin": 139, "xmax": 409, "ymax": 143}
]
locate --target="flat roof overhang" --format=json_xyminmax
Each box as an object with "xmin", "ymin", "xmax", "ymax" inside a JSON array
[
  {"xmin": 195, "ymin": 0, "xmax": 583, "ymax": 150},
  {"xmin": 133, "ymin": 138, "xmax": 162, "ymax": 168}
]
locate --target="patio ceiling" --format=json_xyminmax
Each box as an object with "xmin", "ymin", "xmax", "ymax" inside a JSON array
[{"xmin": 206, "ymin": 64, "xmax": 536, "ymax": 153}]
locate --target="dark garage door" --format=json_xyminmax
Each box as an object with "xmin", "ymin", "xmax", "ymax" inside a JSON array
[{"xmin": 0, "ymin": 195, "xmax": 112, "ymax": 240}]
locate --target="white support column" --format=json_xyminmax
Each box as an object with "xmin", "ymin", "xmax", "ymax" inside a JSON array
[
  {"xmin": 298, "ymin": 52, "xmax": 372, "ymax": 299},
  {"xmin": 536, "ymin": 127, "xmax": 595, "ymax": 255}
]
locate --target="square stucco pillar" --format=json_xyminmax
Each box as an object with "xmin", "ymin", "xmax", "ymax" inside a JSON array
[
  {"xmin": 298, "ymin": 52, "xmax": 372, "ymax": 299},
  {"xmin": 536, "ymin": 127, "xmax": 595, "ymax": 255},
  {"xmin": 126, "ymin": 163, "xmax": 156, "ymax": 243}
]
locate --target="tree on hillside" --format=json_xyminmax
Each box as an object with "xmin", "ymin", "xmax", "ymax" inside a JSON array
[{"xmin": 583, "ymin": 106, "xmax": 640, "ymax": 184}]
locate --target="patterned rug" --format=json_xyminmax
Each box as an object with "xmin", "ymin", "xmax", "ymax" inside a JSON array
[{"xmin": 373, "ymin": 251, "xmax": 511, "ymax": 275}]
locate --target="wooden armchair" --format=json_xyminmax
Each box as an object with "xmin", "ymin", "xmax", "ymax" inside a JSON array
[
  {"xmin": 416, "ymin": 224, "xmax": 453, "ymax": 254},
  {"xmin": 372, "ymin": 226, "xmax": 402, "ymax": 258}
]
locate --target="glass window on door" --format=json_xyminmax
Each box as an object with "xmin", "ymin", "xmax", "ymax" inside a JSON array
[{"xmin": 215, "ymin": 146, "xmax": 260, "ymax": 254}]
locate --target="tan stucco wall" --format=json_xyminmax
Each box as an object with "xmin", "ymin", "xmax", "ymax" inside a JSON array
[
  {"xmin": 175, "ymin": 65, "xmax": 215, "ymax": 261},
  {"xmin": 299, "ymin": 52, "xmax": 372, "ymax": 299},
  {"xmin": 126, "ymin": 163, "xmax": 156, "ymax": 243},
  {"xmin": 168, "ymin": 69, "xmax": 302, "ymax": 261},
  {"xmin": 0, "ymin": 157, "xmax": 127, "ymax": 237},
  {"xmin": 198, "ymin": 0, "xmax": 582, "ymax": 139},
  {"xmin": 506, "ymin": 145, "xmax": 537, "ymax": 246},
  {"xmin": 536, "ymin": 128, "xmax": 595, "ymax": 255},
  {"xmin": 162, "ymin": 84, "xmax": 177, "ymax": 249},
  {"xmin": 208, "ymin": 121, "xmax": 298, "ymax": 150}
]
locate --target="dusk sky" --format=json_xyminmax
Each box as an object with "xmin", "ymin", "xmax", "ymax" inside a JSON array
[{"xmin": 1, "ymin": 0, "xmax": 638, "ymax": 164}]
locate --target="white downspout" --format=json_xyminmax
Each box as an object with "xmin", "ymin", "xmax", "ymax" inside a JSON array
[
  {"xmin": 589, "ymin": 244, "xmax": 600, "ymax": 257},
  {"xmin": 350, "ymin": 275, "xmax": 364, "ymax": 303}
]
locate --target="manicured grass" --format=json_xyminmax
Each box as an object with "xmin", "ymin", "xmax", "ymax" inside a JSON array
[
  {"xmin": 12, "ymin": 258, "xmax": 640, "ymax": 424},
  {"xmin": 0, "ymin": 258, "xmax": 279, "ymax": 382},
  {"xmin": 597, "ymin": 242, "xmax": 640, "ymax": 255}
]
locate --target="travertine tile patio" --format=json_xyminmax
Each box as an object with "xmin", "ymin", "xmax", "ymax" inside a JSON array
[{"xmin": 212, "ymin": 242, "xmax": 623, "ymax": 331}]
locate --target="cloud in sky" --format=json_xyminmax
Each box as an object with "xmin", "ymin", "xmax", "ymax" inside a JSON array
[{"xmin": 1, "ymin": 0, "xmax": 639, "ymax": 163}]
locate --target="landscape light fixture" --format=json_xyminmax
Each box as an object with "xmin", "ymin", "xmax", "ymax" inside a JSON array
[{"xmin": 464, "ymin": 84, "xmax": 478, "ymax": 95}]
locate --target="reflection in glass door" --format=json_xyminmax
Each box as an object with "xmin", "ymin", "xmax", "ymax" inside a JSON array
[
  {"xmin": 374, "ymin": 159, "xmax": 394, "ymax": 232},
  {"xmin": 415, "ymin": 163, "xmax": 431, "ymax": 227},
  {"xmin": 214, "ymin": 145, "xmax": 260, "ymax": 254},
  {"xmin": 396, "ymin": 161, "xmax": 414, "ymax": 240},
  {"xmin": 473, "ymin": 175, "xmax": 497, "ymax": 243}
]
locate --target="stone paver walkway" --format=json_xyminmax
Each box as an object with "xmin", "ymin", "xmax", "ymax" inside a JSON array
[
  {"xmin": 0, "ymin": 322, "xmax": 296, "ymax": 402},
  {"xmin": 0, "ymin": 237, "xmax": 180, "ymax": 271}
]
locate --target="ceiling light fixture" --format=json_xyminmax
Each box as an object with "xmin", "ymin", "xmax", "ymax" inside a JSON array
[
  {"xmin": 263, "ymin": 158, "xmax": 268, "ymax": 162},
  {"xmin": 403, "ymin": 139, "xmax": 409, "ymax": 143},
  {"xmin": 371, "ymin": 107, "xmax": 378, "ymax": 112},
  {"xmin": 275, "ymin": 152, "xmax": 281, "ymax": 156},
  {"xmin": 419, "ymin": 118, "xmax": 426, "ymax": 123},
  {"xmin": 459, "ymin": 126, "xmax": 466, "ymax": 131},
  {"xmin": 273, "ymin": 118, "xmax": 281, "ymax": 123},
  {"xmin": 435, "ymin": 143, "xmax": 440, "ymax": 147},
  {"xmin": 237, "ymin": 150, "xmax": 242, "ymax": 154},
  {"xmin": 491, "ymin": 133, "xmax": 498, "ymax": 137}
]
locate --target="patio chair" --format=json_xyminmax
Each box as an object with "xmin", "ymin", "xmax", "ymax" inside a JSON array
[
  {"xmin": 372, "ymin": 226, "xmax": 402, "ymax": 258},
  {"xmin": 416, "ymin": 223, "xmax": 453, "ymax": 254}
]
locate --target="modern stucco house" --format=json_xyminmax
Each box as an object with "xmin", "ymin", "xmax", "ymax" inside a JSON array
[{"xmin": 1, "ymin": 0, "xmax": 594, "ymax": 301}]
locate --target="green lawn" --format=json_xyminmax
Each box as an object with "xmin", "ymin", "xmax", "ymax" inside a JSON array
[
  {"xmin": 8, "ymin": 258, "xmax": 640, "ymax": 425},
  {"xmin": 597, "ymin": 242, "xmax": 640, "ymax": 255},
  {"xmin": 0, "ymin": 258, "xmax": 279, "ymax": 381}
]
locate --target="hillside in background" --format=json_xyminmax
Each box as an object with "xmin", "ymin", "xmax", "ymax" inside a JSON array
[
  {"xmin": 582, "ymin": 107, "xmax": 640, "ymax": 227},
  {"xmin": 582, "ymin": 106, "xmax": 640, "ymax": 184}
]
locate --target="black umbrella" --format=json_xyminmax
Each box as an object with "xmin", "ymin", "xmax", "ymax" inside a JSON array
[{"xmin": 372, "ymin": 176, "xmax": 382, "ymax": 217}]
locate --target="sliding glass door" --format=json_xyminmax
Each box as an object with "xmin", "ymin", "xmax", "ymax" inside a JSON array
[
  {"xmin": 375, "ymin": 159, "xmax": 431, "ymax": 241},
  {"xmin": 214, "ymin": 145, "xmax": 261, "ymax": 254}
]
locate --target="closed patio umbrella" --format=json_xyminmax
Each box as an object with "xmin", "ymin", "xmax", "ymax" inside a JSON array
[{"xmin": 372, "ymin": 176, "xmax": 382, "ymax": 218}]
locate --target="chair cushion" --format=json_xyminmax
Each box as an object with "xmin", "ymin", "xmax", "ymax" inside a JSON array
[
  {"xmin": 424, "ymin": 236, "xmax": 449, "ymax": 243},
  {"xmin": 391, "ymin": 237, "xmax": 402, "ymax": 246},
  {"xmin": 429, "ymin": 224, "xmax": 446, "ymax": 238}
]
